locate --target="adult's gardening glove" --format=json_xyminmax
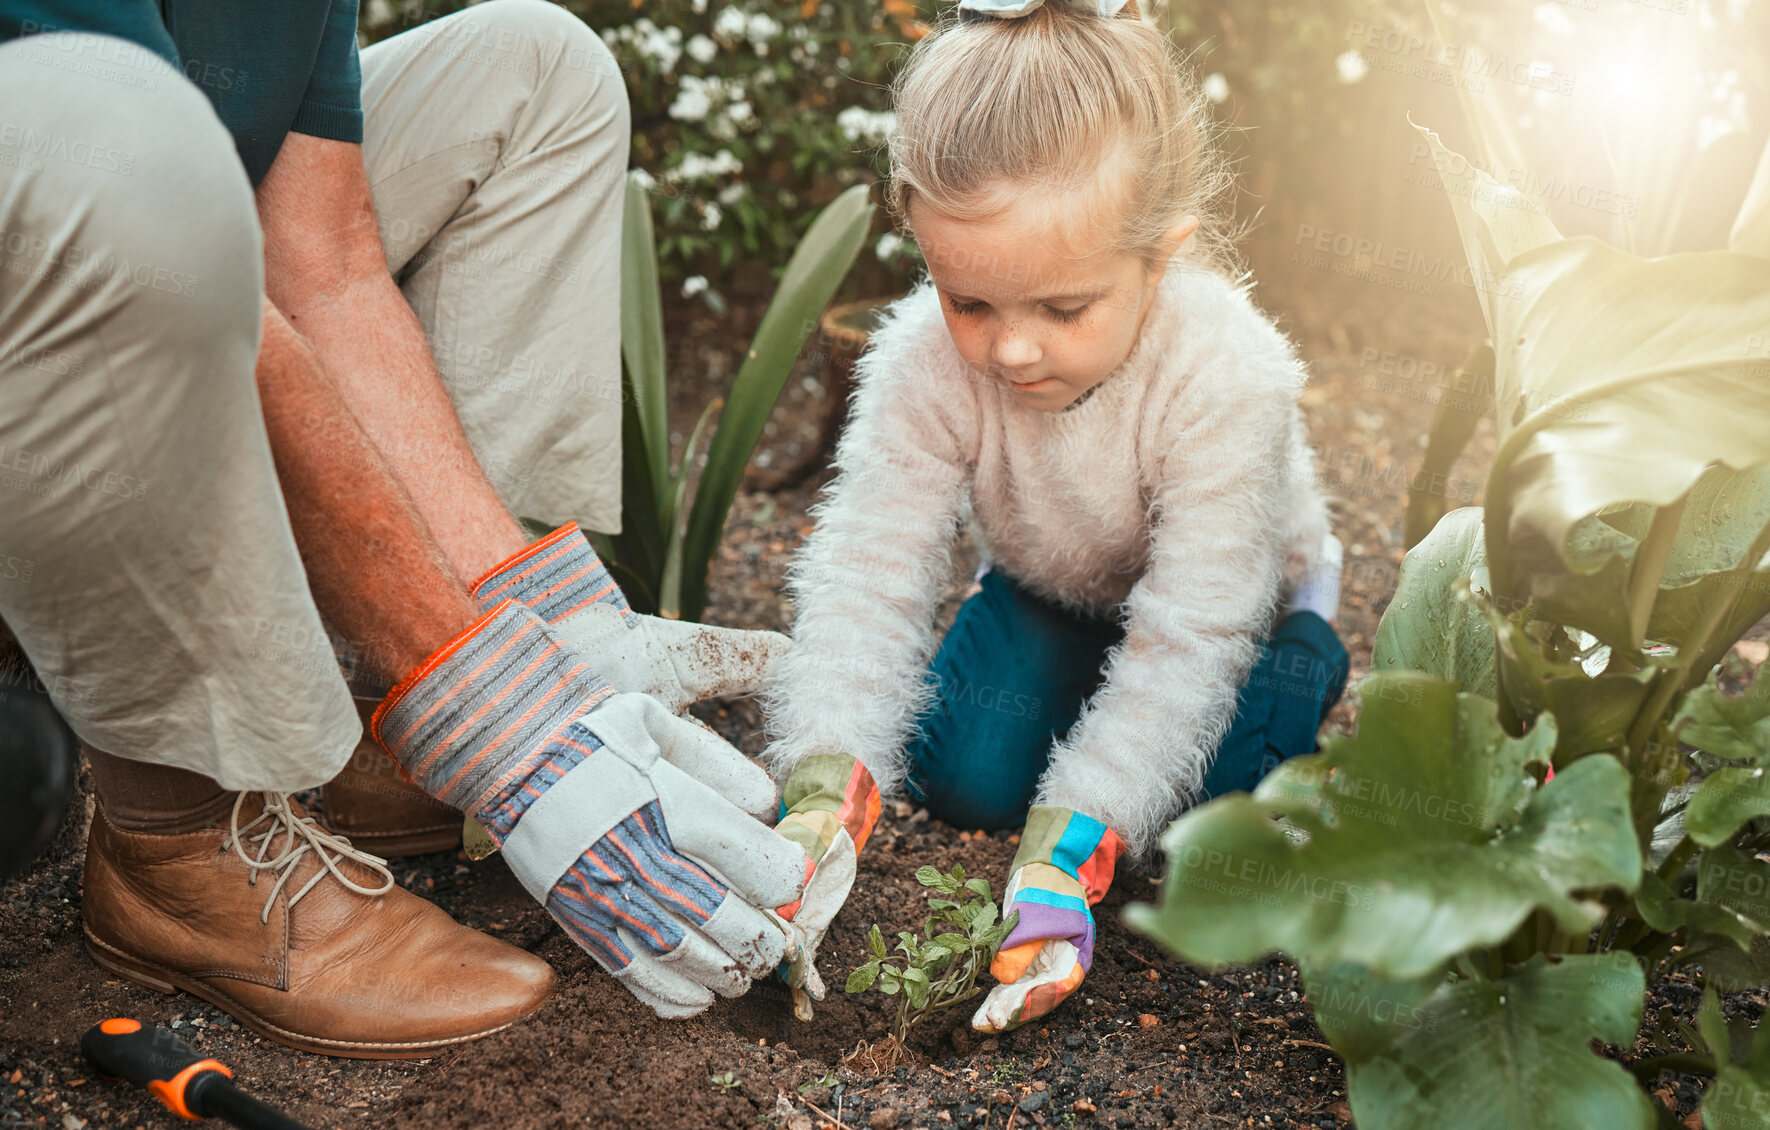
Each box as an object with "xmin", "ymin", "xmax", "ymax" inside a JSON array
[
  {"xmin": 972, "ymin": 805, "xmax": 1125, "ymax": 1033},
  {"xmin": 772, "ymin": 753, "xmax": 882, "ymax": 1018},
  {"xmin": 372, "ymin": 600, "xmax": 807, "ymax": 1019},
  {"xmin": 470, "ymin": 522, "xmax": 790, "ymax": 712}
]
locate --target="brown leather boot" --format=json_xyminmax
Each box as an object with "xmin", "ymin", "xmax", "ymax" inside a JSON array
[
  {"xmin": 320, "ymin": 697, "xmax": 462, "ymax": 856},
  {"xmin": 82, "ymin": 792, "xmax": 553, "ymax": 1059}
]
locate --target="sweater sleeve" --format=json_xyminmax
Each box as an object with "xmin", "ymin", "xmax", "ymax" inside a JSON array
[
  {"xmin": 1034, "ymin": 306, "xmax": 1308, "ymax": 857},
  {"xmin": 761, "ymin": 288, "xmax": 975, "ymax": 797}
]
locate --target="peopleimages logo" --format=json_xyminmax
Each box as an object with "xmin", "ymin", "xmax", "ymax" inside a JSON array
[
  {"xmin": 0, "ymin": 443, "xmax": 149, "ymax": 501},
  {"xmin": 0, "ymin": 230, "xmax": 200, "ymax": 299},
  {"xmin": 0, "ymin": 124, "xmax": 134, "ymax": 175}
]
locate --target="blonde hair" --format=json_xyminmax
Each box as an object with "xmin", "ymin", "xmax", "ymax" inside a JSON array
[{"xmin": 886, "ymin": 1, "xmax": 1238, "ymax": 276}]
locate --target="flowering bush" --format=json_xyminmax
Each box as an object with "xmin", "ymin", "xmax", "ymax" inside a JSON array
[
  {"xmin": 366, "ymin": 0, "xmax": 917, "ymax": 294},
  {"xmin": 601, "ymin": 0, "xmax": 920, "ymax": 294},
  {"xmin": 584, "ymin": 0, "xmax": 916, "ymax": 293}
]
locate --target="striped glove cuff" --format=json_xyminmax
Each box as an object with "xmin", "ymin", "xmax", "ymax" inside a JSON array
[
  {"xmin": 469, "ymin": 522, "xmax": 633, "ymax": 626},
  {"xmin": 371, "ymin": 599, "xmax": 615, "ymax": 835}
]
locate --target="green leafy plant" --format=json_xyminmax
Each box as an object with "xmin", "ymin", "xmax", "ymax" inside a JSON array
[
  {"xmin": 590, "ymin": 177, "xmax": 873, "ymax": 620},
  {"xmin": 1128, "ymin": 22, "xmax": 1770, "ymax": 1127},
  {"xmin": 845, "ymin": 865, "xmax": 1017, "ymax": 1065},
  {"xmin": 709, "ymin": 1070, "xmax": 739, "ymax": 1093}
]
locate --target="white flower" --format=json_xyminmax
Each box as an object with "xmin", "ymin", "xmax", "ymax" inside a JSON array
[
  {"xmin": 687, "ymin": 33, "xmax": 717, "ymax": 64},
  {"xmin": 836, "ymin": 106, "xmax": 896, "ymax": 144},
  {"xmin": 670, "ymin": 83, "xmax": 713, "ymax": 122},
  {"xmin": 1201, "ymin": 72, "xmax": 1229, "ymax": 104},
  {"xmin": 691, "ymin": 0, "xmax": 707, "ymax": 11},
  {"xmin": 701, "ymin": 202, "xmax": 723, "ymax": 230},
  {"xmin": 627, "ymin": 167, "xmax": 658, "ymax": 192},
  {"xmin": 631, "ymin": 19, "xmax": 683, "ymax": 73},
  {"xmin": 725, "ymin": 99, "xmax": 754, "ymax": 124},
  {"xmin": 1335, "ymin": 49, "xmax": 1369, "ymax": 84},
  {"xmin": 714, "ymin": 6, "xmax": 749, "ymax": 39},
  {"xmin": 681, "ymin": 275, "xmax": 709, "ymax": 298},
  {"xmin": 718, "ymin": 181, "xmax": 749, "ymax": 206},
  {"xmin": 672, "ymin": 148, "xmax": 744, "ymax": 182},
  {"xmin": 745, "ymin": 11, "xmax": 782, "ymax": 52},
  {"xmin": 875, "ymin": 232, "xmax": 904, "ymax": 261}
]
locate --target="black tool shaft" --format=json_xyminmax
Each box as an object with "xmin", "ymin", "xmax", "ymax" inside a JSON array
[{"xmin": 191, "ymin": 1076, "xmax": 318, "ymax": 1130}]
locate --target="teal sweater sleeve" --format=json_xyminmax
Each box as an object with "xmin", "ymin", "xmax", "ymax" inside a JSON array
[
  {"xmin": 5, "ymin": 1, "xmax": 365, "ymax": 186},
  {"xmin": 160, "ymin": 0, "xmax": 363, "ymax": 184},
  {"xmin": 290, "ymin": 0, "xmax": 364, "ymax": 146},
  {"xmin": 0, "ymin": 1, "xmax": 180, "ymax": 69}
]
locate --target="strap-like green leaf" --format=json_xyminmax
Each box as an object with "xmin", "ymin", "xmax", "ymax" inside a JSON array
[
  {"xmin": 1405, "ymin": 344, "xmax": 1494, "ymax": 550},
  {"xmin": 620, "ymin": 179, "xmax": 672, "ymax": 528},
  {"xmin": 679, "ymin": 184, "xmax": 874, "ymax": 619}
]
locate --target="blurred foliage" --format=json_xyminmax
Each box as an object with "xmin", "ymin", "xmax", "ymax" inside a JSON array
[
  {"xmin": 364, "ymin": 0, "xmax": 1769, "ymax": 299},
  {"xmin": 364, "ymin": 0, "xmax": 912, "ymax": 297}
]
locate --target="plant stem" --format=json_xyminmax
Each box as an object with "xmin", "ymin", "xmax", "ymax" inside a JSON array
[
  {"xmin": 1657, "ymin": 835, "xmax": 1698, "ymax": 883},
  {"xmin": 1624, "ymin": 514, "xmax": 1770, "ymax": 759},
  {"xmin": 1626, "ymin": 498, "xmax": 1688, "ymax": 648},
  {"xmin": 1484, "ymin": 946, "xmax": 1505, "ymax": 980}
]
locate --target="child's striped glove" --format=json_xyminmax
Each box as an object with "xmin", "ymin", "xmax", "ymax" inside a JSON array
[
  {"xmin": 772, "ymin": 753, "xmax": 881, "ymax": 1018},
  {"xmin": 373, "ymin": 601, "xmax": 807, "ymax": 1018},
  {"xmin": 471, "ymin": 522, "xmax": 790, "ymax": 712},
  {"xmin": 971, "ymin": 806, "xmax": 1125, "ymax": 1033}
]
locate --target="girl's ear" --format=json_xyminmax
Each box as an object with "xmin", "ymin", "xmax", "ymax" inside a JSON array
[{"xmin": 1143, "ymin": 215, "xmax": 1200, "ymax": 285}]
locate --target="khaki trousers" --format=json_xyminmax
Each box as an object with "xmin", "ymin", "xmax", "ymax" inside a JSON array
[{"xmin": 0, "ymin": 0, "xmax": 629, "ymax": 790}]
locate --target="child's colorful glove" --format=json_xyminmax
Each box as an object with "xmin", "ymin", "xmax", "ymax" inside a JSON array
[
  {"xmin": 374, "ymin": 601, "xmax": 807, "ymax": 1019},
  {"xmin": 772, "ymin": 753, "xmax": 881, "ymax": 1018},
  {"xmin": 972, "ymin": 805, "xmax": 1125, "ymax": 1033},
  {"xmin": 471, "ymin": 522, "xmax": 790, "ymax": 712}
]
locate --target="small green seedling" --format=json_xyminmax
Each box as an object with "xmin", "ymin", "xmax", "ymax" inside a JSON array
[
  {"xmin": 709, "ymin": 1071, "xmax": 739, "ymax": 1093},
  {"xmin": 797, "ymin": 1067, "xmax": 840, "ymax": 1094},
  {"xmin": 990, "ymin": 1062, "xmax": 1025, "ymax": 1086},
  {"xmin": 845, "ymin": 864, "xmax": 1018, "ymax": 1064}
]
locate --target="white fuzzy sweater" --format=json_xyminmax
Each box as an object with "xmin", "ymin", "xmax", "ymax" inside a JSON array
[{"xmin": 761, "ymin": 263, "xmax": 1330, "ymax": 855}]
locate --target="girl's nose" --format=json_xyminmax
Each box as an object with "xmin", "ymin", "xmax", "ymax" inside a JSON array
[{"xmin": 992, "ymin": 323, "xmax": 1041, "ymax": 369}]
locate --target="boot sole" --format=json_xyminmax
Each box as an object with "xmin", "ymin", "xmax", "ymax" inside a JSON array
[{"xmin": 83, "ymin": 926, "xmax": 539, "ymax": 1060}]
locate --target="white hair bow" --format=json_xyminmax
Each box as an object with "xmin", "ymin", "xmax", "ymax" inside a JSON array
[{"xmin": 957, "ymin": 0, "xmax": 1131, "ymax": 19}]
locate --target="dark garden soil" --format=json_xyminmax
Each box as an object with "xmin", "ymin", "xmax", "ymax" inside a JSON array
[{"xmin": 2, "ymin": 278, "xmax": 1764, "ymax": 1129}]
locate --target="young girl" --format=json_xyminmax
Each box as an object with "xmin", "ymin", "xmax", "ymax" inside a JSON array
[{"xmin": 763, "ymin": 0, "xmax": 1348, "ymax": 1034}]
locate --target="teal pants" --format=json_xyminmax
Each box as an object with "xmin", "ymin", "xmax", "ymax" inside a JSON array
[{"xmin": 904, "ymin": 569, "xmax": 1350, "ymax": 830}]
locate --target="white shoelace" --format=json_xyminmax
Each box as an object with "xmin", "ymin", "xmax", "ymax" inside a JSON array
[{"xmin": 222, "ymin": 792, "xmax": 397, "ymax": 924}]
